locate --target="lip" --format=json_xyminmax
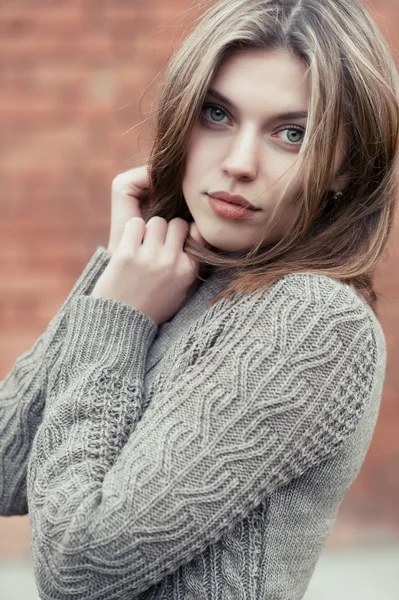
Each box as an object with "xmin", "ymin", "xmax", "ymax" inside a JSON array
[
  {"xmin": 207, "ymin": 195, "xmax": 258, "ymax": 220},
  {"xmin": 208, "ymin": 191, "xmax": 259, "ymax": 211}
]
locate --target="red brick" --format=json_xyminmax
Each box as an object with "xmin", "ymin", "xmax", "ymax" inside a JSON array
[
  {"xmin": 0, "ymin": 516, "xmax": 30, "ymax": 558},
  {"xmin": 0, "ymin": 5, "xmax": 83, "ymax": 39}
]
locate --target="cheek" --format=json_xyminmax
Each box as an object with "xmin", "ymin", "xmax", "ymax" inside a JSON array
[
  {"xmin": 184, "ymin": 149, "xmax": 201, "ymax": 180},
  {"xmin": 183, "ymin": 131, "xmax": 212, "ymax": 185},
  {"xmin": 183, "ymin": 134, "xmax": 199, "ymax": 195}
]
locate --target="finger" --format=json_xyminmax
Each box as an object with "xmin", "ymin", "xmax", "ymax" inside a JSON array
[
  {"xmin": 112, "ymin": 165, "xmax": 150, "ymax": 221},
  {"xmin": 115, "ymin": 165, "xmax": 150, "ymax": 197},
  {"xmin": 120, "ymin": 217, "xmax": 146, "ymax": 253},
  {"xmin": 164, "ymin": 218, "xmax": 190, "ymax": 255},
  {"xmin": 142, "ymin": 216, "xmax": 168, "ymax": 247}
]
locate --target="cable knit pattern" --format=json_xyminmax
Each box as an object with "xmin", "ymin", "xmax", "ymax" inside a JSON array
[
  {"xmin": 0, "ymin": 247, "xmax": 111, "ymax": 516},
  {"xmin": 1, "ymin": 247, "xmax": 386, "ymax": 599}
]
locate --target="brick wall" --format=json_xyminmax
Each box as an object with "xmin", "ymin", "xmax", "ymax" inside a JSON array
[{"xmin": 0, "ymin": 0, "xmax": 398, "ymax": 556}]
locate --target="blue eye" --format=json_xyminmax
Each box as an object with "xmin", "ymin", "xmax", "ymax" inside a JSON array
[
  {"xmin": 200, "ymin": 103, "xmax": 305, "ymax": 148},
  {"xmin": 201, "ymin": 103, "xmax": 230, "ymax": 124},
  {"xmin": 278, "ymin": 126, "xmax": 305, "ymax": 146}
]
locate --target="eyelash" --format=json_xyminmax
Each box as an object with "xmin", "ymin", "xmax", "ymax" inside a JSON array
[{"xmin": 200, "ymin": 103, "xmax": 306, "ymax": 147}]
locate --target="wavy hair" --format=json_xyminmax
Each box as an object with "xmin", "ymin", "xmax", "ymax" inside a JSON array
[{"xmin": 143, "ymin": 0, "xmax": 399, "ymax": 315}]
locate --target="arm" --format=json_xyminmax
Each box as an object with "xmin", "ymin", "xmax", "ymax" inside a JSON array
[
  {"xmin": 27, "ymin": 281, "xmax": 377, "ymax": 600},
  {"xmin": 0, "ymin": 246, "xmax": 111, "ymax": 516}
]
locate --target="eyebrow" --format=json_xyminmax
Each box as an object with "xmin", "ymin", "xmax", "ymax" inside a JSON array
[{"xmin": 206, "ymin": 88, "xmax": 308, "ymax": 121}]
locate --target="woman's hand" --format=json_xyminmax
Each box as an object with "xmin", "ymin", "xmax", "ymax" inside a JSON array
[
  {"xmin": 91, "ymin": 216, "xmax": 207, "ymax": 325},
  {"xmin": 107, "ymin": 165, "xmax": 152, "ymax": 255}
]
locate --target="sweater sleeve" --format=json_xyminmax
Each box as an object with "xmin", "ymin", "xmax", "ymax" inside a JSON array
[
  {"xmin": 0, "ymin": 246, "xmax": 111, "ymax": 516},
  {"xmin": 26, "ymin": 283, "xmax": 378, "ymax": 600}
]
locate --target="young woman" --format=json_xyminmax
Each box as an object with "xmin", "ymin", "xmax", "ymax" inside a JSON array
[{"xmin": 1, "ymin": 0, "xmax": 398, "ymax": 598}]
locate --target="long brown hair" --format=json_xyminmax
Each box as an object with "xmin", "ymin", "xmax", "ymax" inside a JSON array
[{"xmin": 144, "ymin": 0, "xmax": 399, "ymax": 315}]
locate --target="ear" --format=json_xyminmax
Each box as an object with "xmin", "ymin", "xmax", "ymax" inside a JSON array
[
  {"xmin": 330, "ymin": 168, "xmax": 351, "ymax": 194},
  {"xmin": 330, "ymin": 128, "xmax": 351, "ymax": 194}
]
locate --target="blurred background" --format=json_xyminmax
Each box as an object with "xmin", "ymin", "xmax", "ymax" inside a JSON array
[{"xmin": 0, "ymin": 0, "xmax": 398, "ymax": 598}]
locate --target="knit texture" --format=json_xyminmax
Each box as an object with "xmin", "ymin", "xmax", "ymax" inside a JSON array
[{"xmin": 0, "ymin": 247, "xmax": 386, "ymax": 600}]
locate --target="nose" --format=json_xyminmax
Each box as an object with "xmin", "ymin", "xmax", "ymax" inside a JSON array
[{"xmin": 221, "ymin": 128, "xmax": 259, "ymax": 181}]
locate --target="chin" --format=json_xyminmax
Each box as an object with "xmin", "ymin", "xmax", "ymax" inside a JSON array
[
  {"xmin": 209, "ymin": 240, "xmax": 250, "ymax": 254},
  {"xmin": 216, "ymin": 243, "xmax": 247, "ymax": 253},
  {"xmin": 200, "ymin": 231, "xmax": 247, "ymax": 254},
  {"xmin": 189, "ymin": 210, "xmax": 254, "ymax": 253}
]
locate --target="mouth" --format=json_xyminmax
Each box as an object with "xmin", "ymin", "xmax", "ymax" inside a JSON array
[
  {"xmin": 208, "ymin": 191, "xmax": 260, "ymax": 211},
  {"xmin": 207, "ymin": 194, "xmax": 259, "ymax": 220}
]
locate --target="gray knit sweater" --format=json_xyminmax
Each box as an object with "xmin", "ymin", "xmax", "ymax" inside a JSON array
[{"xmin": 0, "ymin": 247, "xmax": 386, "ymax": 600}]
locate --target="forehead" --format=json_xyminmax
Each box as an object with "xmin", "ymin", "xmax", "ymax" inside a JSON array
[
  {"xmin": 210, "ymin": 47, "xmax": 311, "ymax": 113},
  {"xmin": 209, "ymin": 47, "xmax": 348, "ymax": 164}
]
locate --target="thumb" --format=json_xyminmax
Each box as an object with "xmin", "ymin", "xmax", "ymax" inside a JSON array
[{"xmin": 189, "ymin": 222, "xmax": 207, "ymax": 248}]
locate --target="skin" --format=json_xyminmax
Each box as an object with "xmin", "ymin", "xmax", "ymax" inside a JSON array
[
  {"xmin": 182, "ymin": 47, "xmax": 349, "ymax": 253},
  {"xmin": 92, "ymin": 48, "xmax": 350, "ymax": 324}
]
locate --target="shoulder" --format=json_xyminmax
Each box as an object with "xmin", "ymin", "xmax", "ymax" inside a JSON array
[
  {"xmin": 232, "ymin": 271, "xmax": 370, "ymax": 324},
  {"xmin": 225, "ymin": 272, "xmax": 385, "ymax": 369},
  {"xmin": 276, "ymin": 271, "xmax": 366, "ymax": 309},
  {"xmin": 254, "ymin": 271, "xmax": 383, "ymax": 337},
  {"xmin": 277, "ymin": 273, "xmax": 386, "ymax": 353},
  {"xmin": 245, "ymin": 272, "xmax": 386, "ymax": 384},
  {"xmin": 215, "ymin": 271, "xmax": 385, "ymax": 363}
]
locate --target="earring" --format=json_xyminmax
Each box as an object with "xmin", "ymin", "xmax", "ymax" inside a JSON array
[{"xmin": 333, "ymin": 191, "xmax": 344, "ymax": 201}]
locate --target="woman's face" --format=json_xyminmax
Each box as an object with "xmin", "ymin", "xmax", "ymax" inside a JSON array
[{"xmin": 182, "ymin": 47, "xmax": 347, "ymax": 252}]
